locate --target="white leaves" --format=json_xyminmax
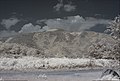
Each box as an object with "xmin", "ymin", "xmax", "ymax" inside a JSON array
[
  {"xmin": 90, "ymin": 16, "xmax": 120, "ymax": 61},
  {"xmin": 0, "ymin": 42, "xmax": 41, "ymax": 57},
  {"xmin": 107, "ymin": 16, "xmax": 120, "ymax": 39},
  {"xmin": 0, "ymin": 56, "xmax": 118, "ymax": 70},
  {"xmin": 88, "ymin": 38, "xmax": 116, "ymax": 59}
]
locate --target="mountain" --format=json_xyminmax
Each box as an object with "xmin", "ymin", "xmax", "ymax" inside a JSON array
[{"xmin": 0, "ymin": 31, "xmax": 116, "ymax": 58}]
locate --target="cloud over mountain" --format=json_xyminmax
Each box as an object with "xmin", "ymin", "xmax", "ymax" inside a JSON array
[
  {"xmin": 19, "ymin": 23, "xmax": 43, "ymax": 33},
  {"xmin": 40, "ymin": 15, "xmax": 110, "ymax": 32},
  {"xmin": 0, "ymin": 15, "xmax": 111, "ymax": 37}
]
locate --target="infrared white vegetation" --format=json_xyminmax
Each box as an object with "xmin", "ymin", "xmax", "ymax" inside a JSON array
[{"xmin": 0, "ymin": 56, "xmax": 119, "ymax": 70}]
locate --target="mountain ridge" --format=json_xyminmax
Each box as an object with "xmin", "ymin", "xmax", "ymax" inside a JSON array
[{"xmin": 0, "ymin": 31, "xmax": 116, "ymax": 58}]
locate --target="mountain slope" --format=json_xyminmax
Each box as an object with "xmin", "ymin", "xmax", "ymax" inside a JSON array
[{"xmin": 0, "ymin": 31, "xmax": 116, "ymax": 58}]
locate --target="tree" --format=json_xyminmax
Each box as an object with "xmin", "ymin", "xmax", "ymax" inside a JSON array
[
  {"xmin": 105, "ymin": 16, "xmax": 120, "ymax": 61},
  {"xmin": 88, "ymin": 16, "xmax": 120, "ymax": 61},
  {"xmin": 106, "ymin": 16, "xmax": 120, "ymax": 40},
  {"xmin": 88, "ymin": 38, "xmax": 115, "ymax": 59}
]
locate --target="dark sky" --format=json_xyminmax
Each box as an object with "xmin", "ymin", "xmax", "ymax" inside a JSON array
[
  {"xmin": 0, "ymin": 0, "xmax": 119, "ymax": 20},
  {"xmin": 0, "ymin": 0, "xmax": 119, "ymax": 37}
]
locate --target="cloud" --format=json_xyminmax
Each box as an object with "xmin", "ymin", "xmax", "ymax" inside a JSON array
[
  {"xmin": 19, "ymin": 23, "xmax": 44, "ymax": 33},
  {"xmin": 64, "ymin": 4, "xmax": 76, "ymax": 12},
  {"xmin": 1, "ymin": 18, "xmax": 20, "ymax": 29},
  {"xmin": 0, "ymin": 30, "xmax": 17, "ymax": 37},
  {"xmin": 53, "ymin": 0, "xmax": 76, "ymax": 12},
  {"xmin": 0, "ymin": 15, "xmax": 111, "ymax": 37},
  {"xmin": 0, "ymin": 23, "xmax": 44, "ymax": 37},
  {"xmin": 54, "ymin": 3, "xmax": 63, "ymax": 11},
  {"xmin": 41, "ymin": 15, "xmax": 110, "ymax": 32}
]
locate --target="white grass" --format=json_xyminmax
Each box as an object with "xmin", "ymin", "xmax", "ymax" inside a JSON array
[{"xmin": 0, "ymin": 56, "xmax": 118, "ymax": 70}]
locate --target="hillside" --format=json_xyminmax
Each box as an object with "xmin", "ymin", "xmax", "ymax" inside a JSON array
[{"xmin": 0, "ymin": 31, "xmax": 116, "ymax": 58}]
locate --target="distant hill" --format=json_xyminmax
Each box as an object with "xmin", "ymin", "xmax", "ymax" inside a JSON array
[{"xmin": 0, "ymin": 31, "xmax": 116, "ymax": 58}]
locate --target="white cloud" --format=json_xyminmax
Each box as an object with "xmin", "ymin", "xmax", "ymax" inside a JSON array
[
  {"xmin": 19, "ymin": 23, "xmax": 44, "ymax": 33},
  {"xmin": 42, "ymin": 15, "xmax": 110, "ymax": 32},
  {"xmin": 1, "ymin": 18, "xmax": 20, "ymax": 29},
  {"xmin": 0, "ymin": 30, "xmax": 17, "ymax": 37},
  {"xmin": 53, "ymin": 0, "xmax": 76, "ymax": 12},
  {"xmin": 54, "ymin": 3, "xmax": 63, "ymax": 11},
  {"xmin": 64, "ymin": 4, "xmax": 76, "ymax": 12},
  {"xmin": 0, "ymin": 15, "xmax": 111, "ymax": 37}
]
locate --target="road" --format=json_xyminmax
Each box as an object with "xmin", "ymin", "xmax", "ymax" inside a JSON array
[{"xmin": 0, "ymin": 69, "xmax": 115, "ymax": 81}]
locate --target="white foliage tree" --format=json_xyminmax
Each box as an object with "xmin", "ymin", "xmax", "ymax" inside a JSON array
[
  {"xmin": 88, "ymin": 38, "xmax": 115, "ymax": 59},
  {"xmin": 89, "ymin": 16, "xmax": 120, "ymax": 61},
  {"xmin": 0, "ymin": 42, "xmax": 43, "ymax": 58},
  {"xmin": 106, "ymin": 16, "xmax": 120, "ymax": 61}
]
